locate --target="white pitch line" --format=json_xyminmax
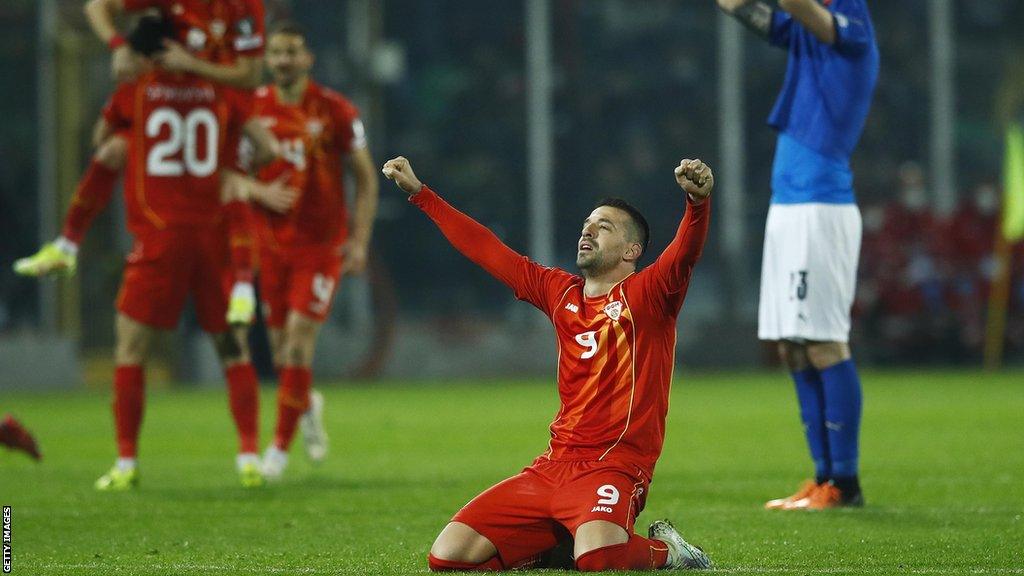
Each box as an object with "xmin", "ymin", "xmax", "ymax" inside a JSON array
[
  {"xmin": 31, "ymin": 564, "xmax": 1024, "ymax": 575},
  {"xmin": 32, "ymin": 564, "xmax": 374, "ymax": 574}
]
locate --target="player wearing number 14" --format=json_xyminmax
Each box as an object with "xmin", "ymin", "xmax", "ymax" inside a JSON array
[{"xmin": 247, "ymin": 22, "xmax": 379, "ymax": 481}]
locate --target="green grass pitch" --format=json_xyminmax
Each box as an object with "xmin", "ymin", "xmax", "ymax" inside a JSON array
[{"xmin": 2, "ymin": 370, "xmax": 1022, "ymax": 575}]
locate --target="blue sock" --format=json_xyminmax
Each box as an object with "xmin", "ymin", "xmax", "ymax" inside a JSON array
[
  {"xmin": 791, "ymin": 368, "xmax": 830, "ymax": 483},
  {"xmin": 819, "ymin": 359, "xmax": 863, "ymax": 480}
]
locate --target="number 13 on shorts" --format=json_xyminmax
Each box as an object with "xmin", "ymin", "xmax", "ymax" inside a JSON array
[{"xmin": 789, "ymin": 269, "xmax": 808, "ymax": 301}]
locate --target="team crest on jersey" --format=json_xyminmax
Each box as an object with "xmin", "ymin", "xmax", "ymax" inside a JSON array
[
  {"xmin": 603, "ymin": 301, "xmax": 622, "ymax": 321},
  {"xmin": 237, "ymin": 17, "xmax": 255, "ymax": 37},
  {"xmin": 306, "ymin": 119, "xmax": 325, "ymax": 138},
  {"xmin": 187, "ymin": 27, "xmax": 207, "ymax": 51},
  {"xmin": 210, "ymin": 19, "xmax": 226, "ymax": 39}
]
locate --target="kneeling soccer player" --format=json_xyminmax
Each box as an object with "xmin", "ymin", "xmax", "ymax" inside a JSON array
[{"xmin": 383, "ymin": 156, "xmax": 715, "ymax": 571}]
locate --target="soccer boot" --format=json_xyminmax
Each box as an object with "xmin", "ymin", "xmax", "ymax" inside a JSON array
[
  {"xmin": 804, "ymin": 480, "xmax": 865, "ymax": 510},
  {"xmin": 14, "ymin": 240, "xmax": 77, "ymax": 277},
  {"xmin": 0, "ymin": 415, "xmax": 42, "ymax": 460},
  {"xmin": 237, "ymin": 453, "xmax": 264, "ymax": 488},
  {"xmin": 261, "ymin": 445, "xmax": 289, "ymax": 482},
  {"xmin": 648, "ymin": 519, "xmax": 712, "ymax": 570},
  {"xmin": 300, "ymin": 389, "xmax": 328, "ymax": 463},
  {"xmin": 765, "ymin": 479, "xmax": 820, "ymax": 510},
  {"xmin": 226, "ymin": 281, "xmax": 256, "ymax": 326},
  {"xmin": 94, "ymin": 464, "xmax": 140, "ymax": 491}
]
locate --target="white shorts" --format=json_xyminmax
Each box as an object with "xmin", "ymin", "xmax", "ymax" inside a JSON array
[{"xmin": 757, "ymin": 203, "xmax": 862, "ymax": 343}]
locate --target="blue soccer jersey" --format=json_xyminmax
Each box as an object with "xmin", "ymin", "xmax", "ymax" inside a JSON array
[{"xmin": 767, "ymin": 0, "xmax": 879, "ymax": 205}]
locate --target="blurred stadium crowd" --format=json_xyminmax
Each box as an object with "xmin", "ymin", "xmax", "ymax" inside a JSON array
[{"xmin": 1, "ymin": 0, "xmax": 1022, "ymax": 366}]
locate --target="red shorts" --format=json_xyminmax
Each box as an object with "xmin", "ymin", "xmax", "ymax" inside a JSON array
[
  {"xmin": 258, "ymin": 244, "xmax": 343, "ymax": 328},
  {"xmin": 451, "ymin": 458, "xmax": 650, "ymax": 569},
  {"xmin": 116, "ymin": 227, "xmax": 231, "ymax": 334}
]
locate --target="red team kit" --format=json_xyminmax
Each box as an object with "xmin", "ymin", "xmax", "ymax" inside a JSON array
[{"xmin": 251, "ymin": 81, "xmax": 364, "ymax": 327}]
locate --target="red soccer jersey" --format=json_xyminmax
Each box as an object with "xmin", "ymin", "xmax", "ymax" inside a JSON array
[
  {"xmin": 297, "ymin": 81, "xmax": 364, "ymax": 247},
  {"xmin": 103, "ymin": 71, "xmax": 251, "ymax": 234},
  {"xmin": 249, "ymin": 85, "xmax": 311, "ymax": 251},
  {"xmin": 253, "ymin": 81, "xmax": 364, "ymax": 248},
  {"xmin": 412, "ymin": 187, "xmax": 711, "ymax": 478},
  {"xmin": 124, "ymin": 0, "xmax": 266, "ymax": 64}
]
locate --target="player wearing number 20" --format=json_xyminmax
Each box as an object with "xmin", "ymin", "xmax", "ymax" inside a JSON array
[
  {"xmin": 88, "ymin": 66, "xmax": 262, "ymax": 490},
  {"xmin": 383, "ymin": 156, "xmax": 714, "ymax": 571}
]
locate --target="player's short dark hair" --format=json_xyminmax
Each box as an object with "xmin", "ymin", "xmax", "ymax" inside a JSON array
[
  {"xmin": 594, "ymin": 198, "xmax": 651, "ymax": 259},
  {"xmin": 268, "ymin": 20, "xmax": 308, "ymax": 42},
  {"xmin": 126, "ymin": 13, "xmax": 175, "ymax": 57}
]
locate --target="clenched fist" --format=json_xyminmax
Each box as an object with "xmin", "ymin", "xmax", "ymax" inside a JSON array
[
  {"xmin": 382, "ymin": 156, "xmax": 423, "ymax": 195},
  {"xmin": 674, "ymin": 159, "xmax": 714, "ymax": 203}
]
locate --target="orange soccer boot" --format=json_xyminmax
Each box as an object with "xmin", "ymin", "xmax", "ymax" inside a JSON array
[
  {"xmin": 803, "ymin": 480, "xmax": 865, "ymax": 510},
  {"xmin": 764, "ymin": 479, "xmax": 820, "ymax": 510}
]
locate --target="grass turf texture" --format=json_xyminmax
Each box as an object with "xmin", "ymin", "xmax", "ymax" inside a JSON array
[{"xmin": 1, "ymin": 370, "xmax": 1022, "ymax": 575}]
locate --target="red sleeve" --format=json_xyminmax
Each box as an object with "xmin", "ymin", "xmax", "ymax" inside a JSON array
[
  {"xmin": 223, "ymin": 200, "xmax": 255, "ymax": 281},
  {"xmin": 102, "ymin": 83, "xmax": 135, "ymax": 130},
  {"xmin": 411, "ymin": 186, "xmax": 575, "ymax": 317},
  {"xmin": 331, "ymin": 95, "xmax": 363, "ymax": 154},
  {"xmin": 224, "ymin": 88, "xmax": 254, "ymax": 132},
  {"xmin": 231, "ymin": 0, "xmax": 266, "ymax": 56},
  {"xmin": 634, "ymin": 198, "xmax": 711, "ymax": 317},
  {"xmin": 62, "ymin": 160, "xmax": 121, "ymax": 244}
]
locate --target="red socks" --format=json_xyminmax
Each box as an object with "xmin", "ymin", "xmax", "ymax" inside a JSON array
[
  {"xmin": 274, "ymin": 367, "xmax": 312, "ymax": 450},
  {"xmin": 115, "ymin": 363, "xmax": 261, "ymax": 458},
  {"xmin": 113, "ymin": 365, "xmax": 145, "ymax": 458},
  {"xmin": 223, "ymin": 199, "xmax": 255, "ymax": 282},
  {"xmin": 427, "ymin": 554, "xmax": 503, "ymax": 572},
  {"xmin": 574, "ymin": 534, "xmax": 669, "ymax": 571},
  {"xmin": 63, "ymin": 159, "xmax": 120, "ymax": 244},
  {"xmin": 225, "ymin": 363, "xmax": 260, "ymax": 453}
]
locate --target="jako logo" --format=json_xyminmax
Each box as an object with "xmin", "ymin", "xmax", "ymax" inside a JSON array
[{"xmin": 590, "ymin": 506, "xmax": 613, "ymax": 513}]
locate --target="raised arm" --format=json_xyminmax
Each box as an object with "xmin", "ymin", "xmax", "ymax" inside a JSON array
[
  {"xmin": 777, "ymin": 0, "xmax": 874, "ymax": 53},
  {"xmin": 716, "ymin": 0, "xmax": 775, "ymax": 40},
  {"xmin": 84, "ymin": 0, "xmax": 148, "ymax": 81},
  {"xmin": 777, "ymin": 0, "xmax": 836, "ymax": 45},
  {"xmin": 642, "ymin": 159, "xmax": 714, "ymax": 316},
  {"xmin": 382, "ymin": 156, "xmax": 569, "ymax": 315},
  {"xmin": 157, "ymin": 48, "xmax": 264, "ymax": 89}
]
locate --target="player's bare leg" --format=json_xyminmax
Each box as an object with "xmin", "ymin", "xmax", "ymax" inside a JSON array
[
  {"xmin": 573, "ymin": 519, "xmax": 710, "ymax": 571},
  {"xmin": 428, "ymin": 522, "xmax": 502, "ymax": 570},
  {"xmin": 95, "ymin": 313, "xmax": 155, "ymax": 491},
  {"xmin": 805, "ymin": 341, "xmax": 851, "ymax": 368},
  {"xmin": 93, "ymin": 133, "xmax": 128, "ymax": 170},
  {"xmin": 263, "ymin": 311, "xmax": 327, "ymax": 481},
  {"xmin": 211, "ymin": 329, "xmax": 263, "ymax": 487},
  {"xmin": 267, "ymin": 328, "xmax": 285, "ymax": 370}
]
